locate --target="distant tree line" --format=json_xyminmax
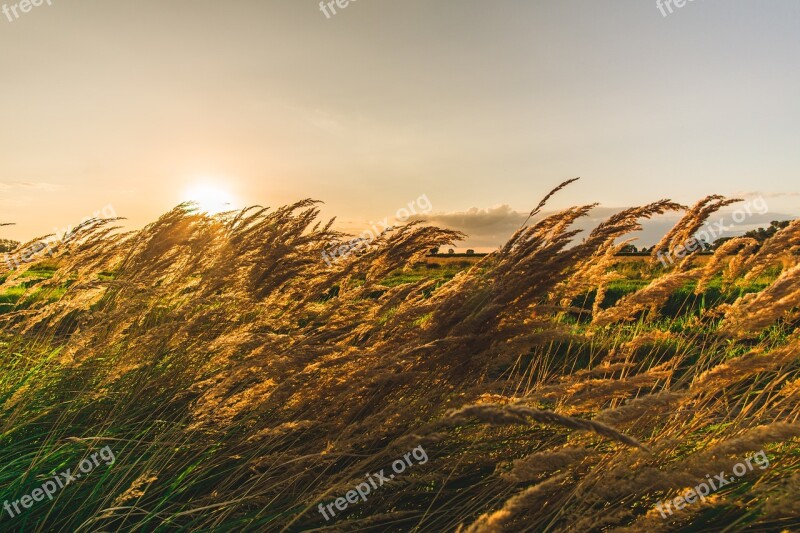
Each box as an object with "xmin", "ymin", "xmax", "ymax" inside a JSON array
[
  {"xmin": 616, "ymin": 220, "xmax": 792, "ymax": 254},
  {"xmin": 427, "ymin": 221, "xmax": 795, "ymax": 257},
  {"xmin": 0, "ymin": 239, "xmax": 19, "ymax": 253},
  {"xmin": 712, "ymin": 220, "xmax": 791, "ymax": 248}
]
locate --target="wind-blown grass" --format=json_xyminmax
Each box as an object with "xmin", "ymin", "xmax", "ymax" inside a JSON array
[{"xmin": 0, "ymin": 187, "xmax": 798, "ymax": 532}]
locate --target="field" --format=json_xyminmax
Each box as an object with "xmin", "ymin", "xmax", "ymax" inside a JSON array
[{"xmin": 0, "ymin": 189, "xmax": 798, "ymax": 532}]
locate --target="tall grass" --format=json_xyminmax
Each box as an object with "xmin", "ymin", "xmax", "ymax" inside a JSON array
[{"xmin": 0, "ymin": 189, "xmax": 798, "ymax": 532}]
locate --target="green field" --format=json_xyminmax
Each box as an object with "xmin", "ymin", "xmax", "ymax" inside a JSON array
[{"xmin": 0, "ymin": 197, "xmax": 798, "ymax": 532}]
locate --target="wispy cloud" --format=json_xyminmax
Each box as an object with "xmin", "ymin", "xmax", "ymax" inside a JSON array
[
  {"xmin": 0, "ymin": 181, "xmax": 62, "ymax": 192},
  {"xmin": 731, "ymin": 190, "xmax": 800, "ymax": 199}
]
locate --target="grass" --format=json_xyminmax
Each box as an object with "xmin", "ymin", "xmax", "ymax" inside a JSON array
[{"xmin": 0, "ymin": 191, "xmax": 798, "ymax": 532}]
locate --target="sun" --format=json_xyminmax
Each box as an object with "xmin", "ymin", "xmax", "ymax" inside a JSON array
[{"xmin": 182, "ymin": 183, "xmax": 237, "ymax": 214}]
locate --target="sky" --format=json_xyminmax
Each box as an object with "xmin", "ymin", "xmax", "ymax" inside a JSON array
[{"xmin": 1, "ymin": 0, "xmax": 798, "ymax": 249}]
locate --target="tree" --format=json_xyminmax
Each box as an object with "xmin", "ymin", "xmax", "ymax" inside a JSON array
[
  {"xmin": 0, "ymin": 239, "xmax": 19, "ymax": 253},
  {"xmin": 447, "ymin": 248, "xmax": 455, "ymax": 255},
  {"xmin": 466, "ymin": 249, "xmax": 475, "ymax": 255},
  {"xmin": 712, "ymin": 220, "xmax": 792, "ymax": 251},
  {"xmin": 744, "ymin": 220, "xmax": 790, "ymax": 242},
  {"xmin": 430, "ymin": 247, "xmax": 439, "ymax": 255},
  {"xmin": 711, "ymin": 236, "xmax": 734, "ymax": 250}
]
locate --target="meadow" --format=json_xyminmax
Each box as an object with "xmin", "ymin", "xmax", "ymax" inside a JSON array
[{"xmin": 0, "ymin": 186, "xmax": 798, "ymax": 532}]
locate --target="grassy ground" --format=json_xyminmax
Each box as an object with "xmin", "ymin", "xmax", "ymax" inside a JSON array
[{"xmin": 0, "ymin": 196, "xmax": 798, "ymax": 532}]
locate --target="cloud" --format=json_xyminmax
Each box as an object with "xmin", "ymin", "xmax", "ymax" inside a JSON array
[
  {"xmin": 413, "ymin": 204, "xmax": 797, "ymax": 250},
  {"xmin": 0, "ymin": 181, "xmax": 62, "ymax": 192},
  {"xmin": 416, "ymin": 205, "xmax": 659, "ymax": 248},
  {"xmin": 730, "ymin": 191, "xmax": 800, "ymax": 199},
  {"xmin": 414, "ymin": 205, "xmax": 527, "ymax": 248}
]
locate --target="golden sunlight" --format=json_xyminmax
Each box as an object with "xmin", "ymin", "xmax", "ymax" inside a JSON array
[{"xmin": 181, "ymin": 182, "xmax": 237, "ymax": 214}]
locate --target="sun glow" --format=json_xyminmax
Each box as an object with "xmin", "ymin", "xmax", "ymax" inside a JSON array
[{"xmin": 182, "ymin": 183, "xmax": 237, "ymax": 214}]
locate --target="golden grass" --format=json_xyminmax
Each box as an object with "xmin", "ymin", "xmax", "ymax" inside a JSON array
[{"xmin": 0, "ymin": 186, "xmax": 798, "ymax": 532}]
